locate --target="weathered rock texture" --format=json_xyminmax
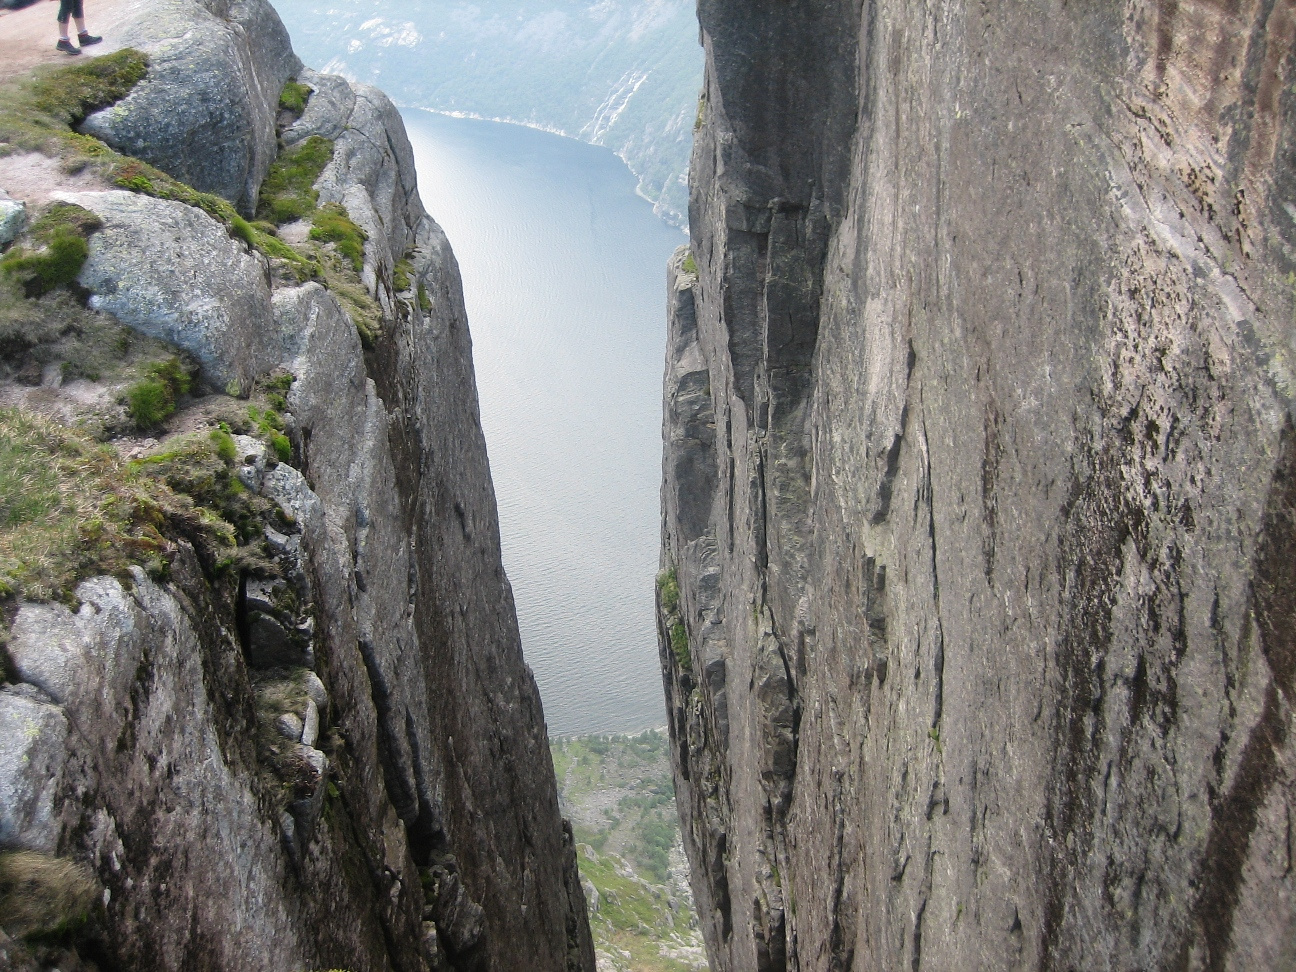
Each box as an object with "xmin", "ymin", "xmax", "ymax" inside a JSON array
[
  {"xmin": 660, "ymin": 2, "xmax": 1296, "ymax": 970},
  {"xmin": 0, "ymin": 1, "xmax": 594, "ymax": 969}
]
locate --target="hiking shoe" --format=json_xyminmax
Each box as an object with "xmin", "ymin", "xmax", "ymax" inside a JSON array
[
  {"xmin": 56, "ymin": 38, "xmax": 81, "ymax": 54},
  {"xmin": 78, "ymin": 32, "xmax": 102, "ymax": 45}
]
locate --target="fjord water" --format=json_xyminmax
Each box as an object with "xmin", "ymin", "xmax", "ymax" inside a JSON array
[{"xmin": 402, "ymin": 109, "xmax": 684, "ymax": 735}]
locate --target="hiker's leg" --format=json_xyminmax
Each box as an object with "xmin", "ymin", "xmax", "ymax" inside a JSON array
[{"xmin": 56, "ymin": 0, "xmax": 75, "ymax": 39}]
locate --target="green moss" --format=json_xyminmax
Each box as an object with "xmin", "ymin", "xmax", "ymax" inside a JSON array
[
  {"xmin": 278, "ymin": 80, "xmax": 311, "ymax": 117},
  {"xmin": 656, "ymin": 568, "xmax": 680, "ymax": 613},
  {"xmin": 393, "ymin": 258, "xmax": 413, "ymax": 292},
  {"xmin": 229, "ymin": 215, "xmax": 257, "ymax": 248},
  {"xmin": 123, "ymin": 357, "xmax": 191, "ymax": 429},
  {"xmin": 681, "ymin": 251, "xmax": 697, "ymax": 276},
  {"xmin": 0, "ymin": 203, "xmax": 102, "ymax": 297},
  {"xmin": 256, "ymin": 135, "xmax": 333, "ymax": 225},
  {"xmin": 310, "ymin": 203, "xmax": 367, "ymax": 272},
  {"xmin": 0, "ymin": 49, "xmax": 149, "ymax": 158},
  {"xmin": 417, "ymin": 282, "xmax": 431, "ymax": 313},
  {"xmin": 248, "ymin": 404, "xmax": 293, "ymax": 464},
  {"xmin": 669, "ymin": 620, "xmax": 690, "ymax": 670}
]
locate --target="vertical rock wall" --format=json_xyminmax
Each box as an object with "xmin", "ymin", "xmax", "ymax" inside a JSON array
[{"xmin": 661, "ymin": 1, "xmax": 1296, "ymax": 969}]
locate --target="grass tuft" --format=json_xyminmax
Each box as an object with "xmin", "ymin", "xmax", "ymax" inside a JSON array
[
  {"xmin": 256, "ymin": 135, "xmax": 332, "ymax": 225},
  {"xmin": 0, "ymin": 851, "xmax": 97, "ymax": 941},
  {"xmin": 123, "ymin": 356, "xmax": 192, "ymax": 428},
  {"xmin": 310, "ymin": 203, "xmax": 366, "ymax": 273},
  {"xmin": 278, "ymin": 80, "xmax": 311, "ymax": 118}
]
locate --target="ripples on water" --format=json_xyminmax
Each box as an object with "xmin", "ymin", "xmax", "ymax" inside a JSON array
[{"xmin": 402, "ymin": 110, "xmax": 685, "ymax": 735}]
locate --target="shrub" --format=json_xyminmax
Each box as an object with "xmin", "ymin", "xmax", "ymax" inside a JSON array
[{"xmin": 682, "ymin": 251, "xmax": 698, "ymax": 275}]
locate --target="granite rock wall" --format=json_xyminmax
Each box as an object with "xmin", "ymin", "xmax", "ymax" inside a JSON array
[{"xmin": 660, "ymin": 2, "xmax": 1296, "ymax": 969}]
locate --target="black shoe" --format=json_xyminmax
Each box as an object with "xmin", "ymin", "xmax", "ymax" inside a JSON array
[
  {"xmin": 56, "ymin": 38, "xmax": 81, "ymax": 54},
  {"xmin": 78, "ymin": 31, "xmax": 102, "ymax": 45}
]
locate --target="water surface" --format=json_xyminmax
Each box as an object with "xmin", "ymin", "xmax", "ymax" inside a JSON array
[{"xmin": 402, "ymin": 110, "xmax": 683, "ymax": 735}]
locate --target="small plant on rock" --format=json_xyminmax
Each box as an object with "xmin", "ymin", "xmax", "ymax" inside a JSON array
[
  {"xmin": 123, "ymin": 357, "xmax": 192, "ymax": 429},
  {"xmin": 0, "ymin": 203, "xmax": 103, "ymax": 297}
]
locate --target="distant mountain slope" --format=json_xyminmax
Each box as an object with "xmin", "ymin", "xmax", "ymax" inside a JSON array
[{"xmin": 272, "ymin": 0, "xmax": 701, "ymax": 225}]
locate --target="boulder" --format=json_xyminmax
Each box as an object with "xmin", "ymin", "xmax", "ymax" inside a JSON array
[{"xmin": 80, "ymin": 0, "xmax": 300, "ymax": 214}]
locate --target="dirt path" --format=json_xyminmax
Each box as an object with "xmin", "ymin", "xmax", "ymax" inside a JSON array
[{"xmin": 0, "ymin": 0, "xmax": 134, "ymax": 84}]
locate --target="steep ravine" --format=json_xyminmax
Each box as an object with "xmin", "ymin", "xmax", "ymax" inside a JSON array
[
  {"xmin": 660, "ymin": 1, "xmax": 1296, "ymax": 970},
  {"xmin": 0, "ymin": 1, "xmax": 594, "ymax": 969}
]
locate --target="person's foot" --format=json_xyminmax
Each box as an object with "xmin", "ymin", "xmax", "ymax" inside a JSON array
[
  {"xmin": 55, "ymin": 38, "xmax": 80, "ymax": 54},
  {"xmin": 77, "ymin": 31, "xmax": 101, "ymax": 45}
]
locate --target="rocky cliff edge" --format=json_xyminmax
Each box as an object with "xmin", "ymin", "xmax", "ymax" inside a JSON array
[{"xmin": 0, "ymin": 1, "xmax": 594, "ymax": 969}]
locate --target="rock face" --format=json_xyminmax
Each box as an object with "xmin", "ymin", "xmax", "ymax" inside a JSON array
[
  {"xmin": 660, "ymin": 2, "xmax": 1296, "ymax": 970},
  {"xmin": 0, "ymin": 1, "xmax": 594, "ymax": 970}
]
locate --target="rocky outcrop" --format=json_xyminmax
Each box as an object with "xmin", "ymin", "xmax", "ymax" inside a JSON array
[
  {"xmin": 81, "ymin": 0, "xmax": 300, "ymax": 214},
  {"xmin": 0, "ymin": 1, "xmax": 594, "ymax": 969},
  {"xmin": 661, "ymin": 1, "xmax": 1296, "ymax": 970}
]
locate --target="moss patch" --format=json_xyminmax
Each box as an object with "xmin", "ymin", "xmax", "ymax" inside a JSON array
[
  {"xmin": 310, "ymin": 203, "xmax": 367, "ymax": 273},
  {"xmin": 0, "ymin": 49, "xmax": 148, "ymax": 159},
  {"xmin": 278, "ymin": 80, "xmax": 311, "ymax": 119},
  {"xmin": 256, "ymin": 135, "xmax": 333, "ymax": 225},
  {"xmin": 657, "ymin": 568, "xmax": 691, "ymax": 671},
  {"xmin": 0, "ymin": 203, "xmax": 102, "ymax": 298}
]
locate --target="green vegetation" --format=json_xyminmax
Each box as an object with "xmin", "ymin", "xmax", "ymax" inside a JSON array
[
  {"xmin": 124, "ymin": 357, "xmax": 192, "ymax": 428},
  {"xmin": 550, "ymin": 731, "xmax": 703, "ymax": 971},
  {"xmin": 0, "ymin": 851, "xmax": 97, "ymax": 942},
  {"xmin": 248, "ymin": 402, "xmax": 292, "ymax": 463},
  {"xmin": 0, "ymin": 203, "xmax": 102, "ymax": 297},
  {"xmin": 392, "ymin": 258, "xmax": 413, "ymax": 292},
  {"xmin": 310, "ymin": 203, "xmax": 367, "ymax": 272},
  {"xmin": 681, "ymin": 251, "xmax": 697, "ymax": 276},
  {"xmin": 316, "ymin": 246, "xmax": 382, "ymax": 346},
  {"xmin": 417, "ymin": 282, "xmax": 432, "ymax": 313},
  {"xmin": 657, "ymin": 568, "xmax": 691, "ymax": 671},
  {"xmin": 0, "ymin": 408, "xmax": 176, "ymax": 601},
  {"xmin": 278, "ymin": 79, "xmax": 311, "ymax": 118},
  {"xmin": 256, "ymin": 135, "xmax": 333, "ymax": 225},
  {"xmin": 657, "ymin": 568, "xmax": 679, "ymax": 613},
  {"xmin": 0, "ymin": 49, "xmax": 148, "ymax": 159}
]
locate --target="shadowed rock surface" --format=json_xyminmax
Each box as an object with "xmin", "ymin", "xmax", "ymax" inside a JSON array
[
  {"xmin": 660, "ymin": 1, "xmax": 1296, "ymax": 970},
  {"xmin": 0, "ymin": 1, "xmax": 595, "ymax": 969}
]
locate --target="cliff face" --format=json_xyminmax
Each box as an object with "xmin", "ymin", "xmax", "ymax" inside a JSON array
[
  {"xmin": 0, "ymin": 2, "xmax": 593, "ymax": 969},
  {"xmin": 660, "ymin": 1, "xmax": 1296, "ymax": 970}
]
